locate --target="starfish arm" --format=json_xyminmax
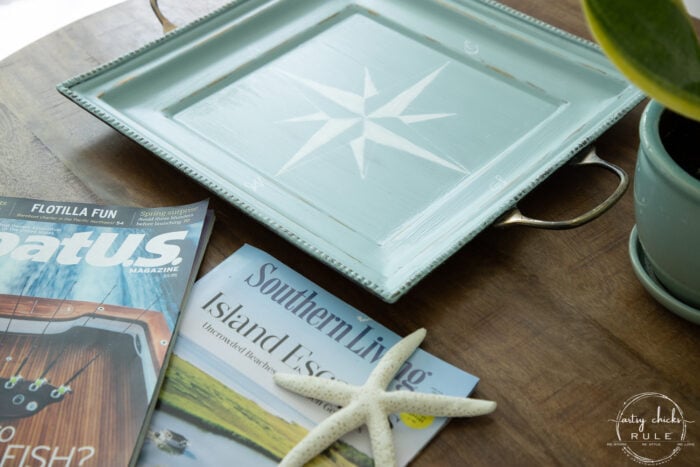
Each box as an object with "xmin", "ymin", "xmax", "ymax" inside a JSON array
[
  {"xmin": 366, "ymin": 328, "xmax": 426, "ymax": 389},
  {"xmin": 382, "ymin": 391, "xmax": 497, "ymax": 417},
  {"xmin": 274, "ymin": 373, "xmax": 356, "ymax": 406},
  {"xmin": 275, "ymin": 330, "xmax": 495, "ymax": 467},
  {"xmin": 366, "ymin": 403, "xmax": 397, "ymax": 467},
  {"xmin": 279, "ymin": 403, "xmax": 367, "ymax": 467}
]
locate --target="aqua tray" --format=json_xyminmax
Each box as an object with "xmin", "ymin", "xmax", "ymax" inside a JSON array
[{"xmin": 59, "ymin": 0, "xmax": 642, "ymax": 302}]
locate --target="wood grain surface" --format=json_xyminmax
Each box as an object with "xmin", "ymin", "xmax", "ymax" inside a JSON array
[
  {"xmin": 0, "ymin": 329, "xmax": 147, "ymax": 466},
  {"xmin": 0, "ymin": 0, "xmax": 698, "ymax": 465},
  {"xmin": 0, "ymin": 295, "xmax": 172, "ymax": 367}
]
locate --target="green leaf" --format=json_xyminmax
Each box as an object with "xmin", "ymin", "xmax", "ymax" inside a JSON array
[{"xmin": 582, "ymin": 0, "xmax": 700, "ymax": 121}]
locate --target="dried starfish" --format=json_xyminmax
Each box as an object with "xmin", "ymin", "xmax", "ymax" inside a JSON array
[{"xmin": 274, "ymin": 328, "xmax": 496, "ymax": 467}]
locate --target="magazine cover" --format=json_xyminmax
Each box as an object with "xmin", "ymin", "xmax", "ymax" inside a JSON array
[
  {"xmin": 138, "ymin": 244, "xmax": 480, "ymax": 466},
  {"xmin": 0, "ymin": 196, "xmax": 212, "ymax": 467}
]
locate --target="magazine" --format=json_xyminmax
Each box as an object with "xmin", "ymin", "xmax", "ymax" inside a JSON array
[
  {"xmin": 138, "ymin": 244, "xmax": 480, "ymax": 467},
  {"xmin": 0, "ymin": 196, "xmax": 213, "ymax": 467}
]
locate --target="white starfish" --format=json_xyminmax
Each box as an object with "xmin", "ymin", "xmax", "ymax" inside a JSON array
[
  {"xmin": 273, "ymin": 328, "xmax": 496, "ymax": 467},
  {"xmin": 277, "ymin": 65, "xmax": 466, "ymax": 178}
]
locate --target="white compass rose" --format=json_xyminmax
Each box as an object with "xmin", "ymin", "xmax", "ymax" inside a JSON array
[{"xmin": 277, "ymin": 63, "xmax": 465, "ymax": 178}]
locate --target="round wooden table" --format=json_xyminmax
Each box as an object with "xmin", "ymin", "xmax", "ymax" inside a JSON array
[{"xmin": 0, "ymin": 0, "xmax": 697, "ymax": 465}]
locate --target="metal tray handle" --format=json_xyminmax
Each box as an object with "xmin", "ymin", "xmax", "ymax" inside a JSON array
[
  {"xmin": 494, "ymin": 147, "xmax": 628, "ymax": 230},
  {"xmin": 144, "ymin": 2, "xmax": 629, "ymax": 231},
  {"xmin": 150, "ymin": 0, "xmax": 177, "ymax": 34}
]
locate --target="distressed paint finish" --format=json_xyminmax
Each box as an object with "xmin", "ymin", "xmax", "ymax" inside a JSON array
[
  {"xmin": 58, "ymin": 0, "xmax": 642, "ymax": 302},
  {"xmin": 2, "ymin": 1, "xmax": 700, "ymax": 466}
]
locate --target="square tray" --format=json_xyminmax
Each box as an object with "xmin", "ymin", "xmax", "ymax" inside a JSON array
[{"xmin": 59, "ymin": 0, "xmax": 642, "ymax": 302}]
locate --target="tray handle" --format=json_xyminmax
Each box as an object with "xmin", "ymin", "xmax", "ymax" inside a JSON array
[
  {"xmin": 494, "ymin": 147, "xmax": 628, "ymax": 230},
  {"xmin": 149, "ymin": 0, "xmax": 177, "ymax": 34}
]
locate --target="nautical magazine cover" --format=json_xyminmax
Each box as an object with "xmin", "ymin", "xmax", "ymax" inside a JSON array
[
  {"xmin": 138, "ymin": 244, "xmax": 480, "ymax": 466},
  {"xmin": 0, "ymin": 196, "xmax": 213, "ymax": 467}
]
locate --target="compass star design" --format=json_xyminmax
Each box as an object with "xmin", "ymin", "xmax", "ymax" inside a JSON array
[
  {"xmin": 276, "ymin": 64, "xmax": 466, "ymax": 178},
  {"xmin": 274, "ymin": 328, "xmax": 496, "ymax": 467}
]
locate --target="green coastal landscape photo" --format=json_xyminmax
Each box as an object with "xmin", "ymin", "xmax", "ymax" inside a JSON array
[{"xmin": 138, "ymin": 341, "xmax": 372, "ymax": 467}]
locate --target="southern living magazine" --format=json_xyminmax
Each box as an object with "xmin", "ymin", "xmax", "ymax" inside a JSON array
[
  {"xmin": 0, "ymin": 196, "xmax": 213, "ymax": 467},
  {"xmin": 138, "ymin": 244, "xmax": 480, "ymax": 467}
]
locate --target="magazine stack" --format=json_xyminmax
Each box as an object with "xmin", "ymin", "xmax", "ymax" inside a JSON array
[
  {"xmin": 0, "ymin": 196, "xmax": 213, "ymax": 466},
  {"xmin": 139, "ymin": 245, "xmax": 482, "ymax": 467}
]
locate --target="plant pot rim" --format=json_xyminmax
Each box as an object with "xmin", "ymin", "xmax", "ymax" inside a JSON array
[{"xmin": 640, "ymin": 100, "xmax": 700, "ymax": 200}]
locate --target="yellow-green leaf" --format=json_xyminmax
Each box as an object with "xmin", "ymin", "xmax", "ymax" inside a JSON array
[{"xmin": 582, "ymin": 0, "xmax": 700, "ymax": 121}]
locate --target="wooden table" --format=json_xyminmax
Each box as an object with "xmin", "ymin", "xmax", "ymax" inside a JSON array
[{"xmin": 1, "ymin": 0, "xmax": 697, "ymax": 465}]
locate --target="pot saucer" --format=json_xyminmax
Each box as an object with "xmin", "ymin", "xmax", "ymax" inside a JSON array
[{"xmin": 629, "ymin": 226, "xmax": 700, "ymax": 324}]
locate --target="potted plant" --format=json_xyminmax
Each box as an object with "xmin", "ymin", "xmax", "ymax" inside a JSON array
[{"xmin": 581, "ymin": 0, "xmax": 700, "ymax": 322}]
